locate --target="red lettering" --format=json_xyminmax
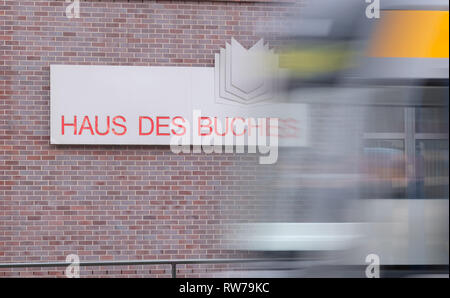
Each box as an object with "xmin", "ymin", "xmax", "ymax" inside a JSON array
[
  {"xmin": 231, "ymin": 117, "xmax": 247, "ymax": 136},
  {"xmin": 78, "ymin": 116, "xmax": 94, "ymax": 135},
  {"xmin": 247, "ymin": 118, "xmax": 265, "ymax": 137},
  {"xmin": 268, "ymin": 118, "xmax": 279, "ymax": 137},
  {"xmin": 94, "ymin": 116, "xmax": 110, "ymax": 136},
  {"xmin": 61, "ymin": 115, "xmax": 77, "ymax": 135},
  {"xmin": 199, "ymin": 117, "xmax": 212, "ymax": 136},
  {"xmin": 156, "ymin": 116, "xmax": 170, "ymax": 136},
  {"xmin": 279, "ymin": 118, "xmax": 300, "ymax": 138},
  {"xmin": 139, "ymin": 116, "xmax": 154, "ymax": 136},
  {"xmin": 112, "ymin": 116, "xmax": 127, "ymax": 136},
  {"xmin": 214, "ymin": 117, "xmax": 229, "ymax": 137},
  {"xmin": 171, "ymin": 116, "xmax": 186, "ymax": 136}
]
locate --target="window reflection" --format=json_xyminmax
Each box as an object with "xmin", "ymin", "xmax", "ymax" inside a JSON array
[
  {"xmin": 362, "ymin": 139, "xmax": 406, "ymax": 199},
  {"xmin": 415, "ymin": 140, "xmax": 449, "ymax": 199}
]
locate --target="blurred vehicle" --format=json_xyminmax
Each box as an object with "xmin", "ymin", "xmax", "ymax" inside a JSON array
[
  {"xmin": 226, "ymin": 0, "xmax": 449, "ymax": 277},
  {"xmin": 361, "ymin": 147, "xmax": 407, "ymax": 198}
]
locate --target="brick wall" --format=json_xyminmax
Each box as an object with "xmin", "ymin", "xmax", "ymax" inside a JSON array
[{"xmin": 0, "ymin": 0, "xmax": 301, "ymax": 277}]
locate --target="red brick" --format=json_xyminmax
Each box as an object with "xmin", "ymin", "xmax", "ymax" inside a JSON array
[{"xmin": 0, "ymin": 0, "xmax": 301, "ymax": 278}]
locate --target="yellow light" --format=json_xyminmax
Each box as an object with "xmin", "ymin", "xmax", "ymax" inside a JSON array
[{"xmin": 368, "ymin": 10, "xmax": 449, "ymax": 58}]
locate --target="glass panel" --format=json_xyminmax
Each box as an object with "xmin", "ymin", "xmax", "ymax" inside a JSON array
[
  {"xmin": 415, "ymin": 106, "xmax": 449, "ymax": 134},
  {"xmin": 361, "ymin": 139, "xmax": 406, "ymax": 199},
  {"xmin": 364, "ymin": 107, "xmax": 405, "ymax": 133},
  {"xmin": 415, "ymin": 139, "xmax": 449, "ymax": 199}
]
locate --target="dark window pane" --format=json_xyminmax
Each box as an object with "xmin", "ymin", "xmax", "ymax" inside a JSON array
[
  {"xmin": 365, "ymin": 107, "xmax": 404, "ymax": 133},
  {"xmin": 415, "ymin": 140, "xmax": 449, "ymax": 199},
  {"xmin": 361, "ymin": 139, "xmax": 406, "ymax": 199},
  {"xmin": 415, "ymin": 107, "xmax": 449, "ymax": 134}
]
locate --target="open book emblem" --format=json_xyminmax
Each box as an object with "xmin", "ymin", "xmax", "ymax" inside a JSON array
[{"xmin": 215, "ymin": 38, "xmax": 278, "ymax": 105}]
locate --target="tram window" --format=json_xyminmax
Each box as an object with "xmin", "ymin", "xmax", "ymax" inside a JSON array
[
  {"xmin": 364, "ymin": 106, "xmax": 404, "ymax": 133},
  {"xmin": 361, "ymin": 139, "xmax": 406, "ymax": 199},
  {"xmin": 415, "ymin": 140, "xmax": 449, "ymax": 199},
  {"xmin": 415, "ymin": 107, "xmax": 449, "ymax": 134}
]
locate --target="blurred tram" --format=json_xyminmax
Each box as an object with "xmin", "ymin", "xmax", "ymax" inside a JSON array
[{"xmin": 228, "ymin": 0, "xmax": 449, "ymax": 277}]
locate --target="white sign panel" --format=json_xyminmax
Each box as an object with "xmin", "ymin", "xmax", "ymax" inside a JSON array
[{"xmin": 50, "ymin": 39, "xmax": 309, "ymax": 147}]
